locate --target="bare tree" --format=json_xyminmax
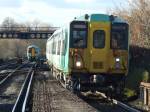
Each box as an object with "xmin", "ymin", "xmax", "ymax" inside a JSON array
[
  {"xmin": 0, "ymin": 17, "xmax": 53, "ymax": 59},
  {"xmin": 0, "ymin": 17, "xmax": 18, "ymax": 31},
  {"xmin": 110, "ymin": 0, "xmax": 150, "ymax": 48}
]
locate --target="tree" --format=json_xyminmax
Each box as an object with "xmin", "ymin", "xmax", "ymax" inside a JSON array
[
  {"xmin": 0, "ymin": 17, "xmax": 18, "ymax": 31},
  {"xmin": 111, "ymin": 0, "xmax": 150, "ymax": 48}
]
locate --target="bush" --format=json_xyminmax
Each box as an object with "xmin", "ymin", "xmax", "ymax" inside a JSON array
[
  {"xmin": 126, "ymin": 68, "xmax": 149, "ymax": 91},
  {"xmin": 142, "ymin": 70, "xmax": 149, "ymax": 82},
  {"xmin": 123, "ymin": 88, "xmax": 137, "ymax": 98}
]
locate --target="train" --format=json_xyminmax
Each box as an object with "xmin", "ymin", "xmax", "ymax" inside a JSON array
[
  {"xmin": 46, "ymin": 14, "xmax": 129, "ymax": 96},
  {"xmin": 27, "ymin": 45, "xmax": 41, "ymax": 62}
]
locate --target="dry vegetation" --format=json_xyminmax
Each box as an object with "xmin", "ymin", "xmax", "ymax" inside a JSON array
[
  {"xmin": 110, "ymin": 0, "xmax": 150, "ymax": 94},
  {"xmin": 0, "ymin": 17, "xmax": 50, "ymax": 59},
  {"xmin": 111, "ymin": 0, "xmax": 150, "ymax": 48}
]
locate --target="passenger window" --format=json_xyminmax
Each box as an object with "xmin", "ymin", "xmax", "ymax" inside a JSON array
[
  {"xmin": 52, "ymin": 40, "xmax": 56, "ymax": 54},
  {"xmin": 61, "ymin": 40, "xmax": 65, "ymax": 55},
  {"xmin": 93, "ymin": 30, "xmax": 105, "ymax": 48},
  {"xmin": 57, "ymin": 40, "xmax": 61, "ymax": 55}
]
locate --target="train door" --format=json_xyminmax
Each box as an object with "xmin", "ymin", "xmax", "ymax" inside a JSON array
[
  {"xmin": 31, "ymin": 48, "xmax": 35, "ymax": 57},
  {"xmin": 89, "ymin": 22, "xmax": 110, "ymax": 73}
]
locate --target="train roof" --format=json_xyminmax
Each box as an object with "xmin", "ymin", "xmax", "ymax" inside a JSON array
[
  {"xmin": 47, "ymin": 14, "xmax": 128, "ymax": 41},
  {"xmin": 27, "ymin": 45, "xmax": 39, "ymax": 49},
  {"xmin": 74, "ymin": 14, "xmax": 127, "ymax": 23}
]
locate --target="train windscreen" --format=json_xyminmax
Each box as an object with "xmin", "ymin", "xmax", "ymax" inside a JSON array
[
  {"xmin": 70, "ymin": 21, "xmax": 88, "ymax": 48},
  {"xmin": 29, "ymin": 48, "xmax": 32, "ymax": 53},
  {"xmin": 111, "ymin": 23, "xmax": 128, "ymax": 50}
]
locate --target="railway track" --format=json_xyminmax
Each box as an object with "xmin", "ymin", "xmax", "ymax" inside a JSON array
[
  {"xmin": 0, "ymin": 62, "xmax": 141, "ymax": 112},
  {"xmin": 31, "ymin": 68, "xmax": 142, "ymax": 112},
  {"xmin": 0, "ymin": 62, "xmax": 17, "ymax": 71},
  {"xmin": 0, "ymin": 59, "xmax": 16, "ymax": 66},
  {"xmin": 79, "ymin": 92, "xmax": 141, "ymax": 112},
  {"xmin": 0, "ymin": 61, "xmax": 36, "ymax": 112},
  {"xmin": 0, "ymin": 58, "xmax": 27, "ymax": 71},
  {"xmin": 0, "ymin": 64, "xmax": 25, "ymax": 85}
]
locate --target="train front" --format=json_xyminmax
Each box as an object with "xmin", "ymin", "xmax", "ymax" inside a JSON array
[
  {"xmin": 27, "ymin": 45, "xmax": 40, "ymax": 62},
  {"xmin": 68, "ymin": 14, "xmax": 129, "ymax": 95}
]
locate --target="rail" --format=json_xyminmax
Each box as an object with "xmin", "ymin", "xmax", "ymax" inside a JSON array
[
  {"xmin": 113, "ymin": 100, "xmax": 140, "ymax": 112},
  {"xmin": 12, "ymin": 65, "xmax": 35, "ymax": 112},
  {"xmin": 98, "ymin": 92, "xmax": 140, "ymax": 112},
  {"xmin": 0, "ymin": 64, "xmax": 26, "ymax": 85}
]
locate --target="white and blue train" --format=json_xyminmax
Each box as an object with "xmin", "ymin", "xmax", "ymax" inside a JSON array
[{"xmin": 27, "ymin": 45, "xmax": 41, "ymax": 61}]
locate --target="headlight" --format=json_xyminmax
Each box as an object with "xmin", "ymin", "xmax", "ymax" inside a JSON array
[
  {"xmin": 116, "ymin": 58, "xmax": 120, "ymax": 62},
  {"xmin": 76, "ymin": 61, "xmax": 81, "ymax": 67}
]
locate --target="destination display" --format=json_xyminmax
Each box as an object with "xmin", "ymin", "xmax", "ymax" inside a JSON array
[
  {"xmin": 112, "ymin": 23, "xmax": 128, "ymax": 30},
  {"xmin": 73, "ymin": 24, "xmax": 87, "ymax": 29}
]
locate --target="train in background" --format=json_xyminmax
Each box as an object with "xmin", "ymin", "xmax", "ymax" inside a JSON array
[
  {"xmin": 27, "ymin": 45, "xmax": 41, "ymax": 62},
  {"xmin": 46, "ymin": 14, "xmax": 129, "ymax": 96}
]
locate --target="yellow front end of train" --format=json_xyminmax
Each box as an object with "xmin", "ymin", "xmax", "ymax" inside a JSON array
[
  {"xmin": 46, "ymin": 14, "xmax": 129, "ymax": 96},
  {"xmin": 69, "ymin": 21, "xmax": 128, "ymax": 75},
  {"xmin": 68, "ymin": 14, "xmax": 129, "ymax": 95}
]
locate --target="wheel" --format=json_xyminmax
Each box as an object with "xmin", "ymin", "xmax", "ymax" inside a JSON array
[
  {"xmin": 69, "ymin": 78, "xmax": 80, "ymax": 94},
  {"xmin": 115, "ymin": 79, "xmax": 125, "ymax": 99},
  {"xmin": 106, "ymin": 85, "xmax": 114, "ymax": 99}
]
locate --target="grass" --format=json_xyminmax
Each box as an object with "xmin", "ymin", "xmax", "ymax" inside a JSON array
[{"xmin": 123, "ymin": 88, "xmax": 137, "ymax": 97}]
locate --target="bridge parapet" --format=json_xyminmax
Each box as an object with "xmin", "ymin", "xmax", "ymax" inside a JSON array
[{"xmin": 0, "ymin": 27, "xmax": 59, "ymax": 39}]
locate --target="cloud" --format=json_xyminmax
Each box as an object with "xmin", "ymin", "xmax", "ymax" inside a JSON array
[
  {"xmin": 64, "ymin": 0, "xmax": 96, "ymax": 3},
  {"xmin": 0, "ymin": 0, "xmax": 21, "ymax": 7},
  {"xmin": 16, "ymin": 1, "xmax": 104, "ymax": 26},
  {"xmin": 0, "ymin": 0, "xmax": 126, "ymax": 27},
  {"xmin": 5, "ymin": 0, "xmax": 106, "ymax": 26}
]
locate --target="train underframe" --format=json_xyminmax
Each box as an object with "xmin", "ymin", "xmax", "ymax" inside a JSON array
[
  {"xmin": 68, "ymin": 73, "xmax": 125, "ymax": 97},
  {"xmin": 29, "ymin": 57, "xmax": 37, "ymax": 62},
  {"xmin": 51, "ymin": 66, "xmax": 126, "ymax": 98}
]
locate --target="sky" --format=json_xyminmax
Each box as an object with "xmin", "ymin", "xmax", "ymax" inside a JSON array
[{"xmin": 0, "ymin": 0, "xmax": 129, "ymax": 27}]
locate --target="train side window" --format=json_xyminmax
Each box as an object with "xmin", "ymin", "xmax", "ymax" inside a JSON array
[
  {"xmin": 93, "ymin": 30, "xmax": 105, "ymax": 48},
  {"xmin": 52, "ymin": 40, "xmax": 56, "ymax": 54},
  {"xmin": 57, "ymin": 40, "xmax": 61, "ymax": 55},
  {"xmin": 49, "ymin": 42, "xmax": 51, "ymax": 54},
  {"xmin": 61, "ymin": 29, "xmax": 68, "ymax": 55},
  {"xmin": 61, "ymin": 40, "xmax": 65, "ymax": 55}
]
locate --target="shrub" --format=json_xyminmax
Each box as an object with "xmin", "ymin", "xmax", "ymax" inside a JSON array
[
  {"xmin": 126, "ymin": 68, "xmax": 149, "ymax": 91},
  {"xmin": 142, "ymin": 70, "xmax": 149, "ymax": 82}
]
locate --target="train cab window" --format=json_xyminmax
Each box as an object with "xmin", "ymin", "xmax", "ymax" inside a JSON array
[
  {"xmin": 111, "ymin": 33, "xmax": 124, "ymax": 49},
  {"xmin": 93, "ymin": 30, "xmax": 105, "ymax": 48},
  {"xmin": 29, "ymin": 48, "xmax": 32, "ymax": 53},
  {"xmin": 72, "ymin": 30, "xmax": 87, "ymax": 48},
  {"xmin": 111, "ymin": 23, "xmax": 128, "ymax": 50},
  {"xmin": 70, "ymin": 21, "xmax": 88, "ymax": 48}
]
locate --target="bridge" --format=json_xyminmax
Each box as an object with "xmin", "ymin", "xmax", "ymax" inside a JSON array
[{"xmin": 0, "ymin": 27, "xmax": 59, "ymax": 39}]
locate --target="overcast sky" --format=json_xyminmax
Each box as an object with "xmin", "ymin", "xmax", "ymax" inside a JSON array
[{"xmin": 0, "ymin": 0, "xmax": 129, "ymax": 27}]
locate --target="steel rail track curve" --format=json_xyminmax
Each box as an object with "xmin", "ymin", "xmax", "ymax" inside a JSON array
[
  {"xmin": 0, "ymin": 63, "xmax": 27, "ymax": 85},
  {"xmin": 98, "ymin": 92, "xmax": 141, "ymax": 112},
  {"xmin": 12, "ymin": 64, "xmax": 36, "ymax": 112}
]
